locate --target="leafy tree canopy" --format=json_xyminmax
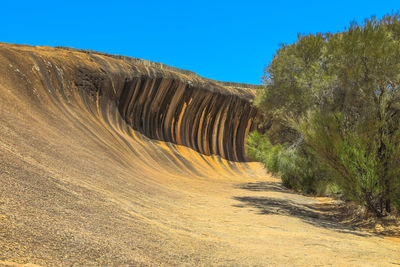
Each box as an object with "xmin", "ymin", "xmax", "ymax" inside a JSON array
[{"xmin": 250, "ymin": 13, "xmax": 400, "ymax": 216}]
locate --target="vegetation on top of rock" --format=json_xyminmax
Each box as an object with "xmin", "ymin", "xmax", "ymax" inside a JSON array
[{"xmin": 248, "ymin": 13, "xmax": 400, "ymax": 217}]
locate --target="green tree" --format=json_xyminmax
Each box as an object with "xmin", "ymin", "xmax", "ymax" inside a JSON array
[{"xmin": 250, "ymin": 13, "xmax": 400, "ymax": 216}]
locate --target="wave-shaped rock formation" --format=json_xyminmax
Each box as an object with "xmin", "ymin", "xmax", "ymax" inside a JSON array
[
  {"xmin": 1, "ymin": 43, "xmax": 259, "ymax": 162},
  {"xmin": 1, "ymin": 43, "xmax": 399, "ymax": 266}
]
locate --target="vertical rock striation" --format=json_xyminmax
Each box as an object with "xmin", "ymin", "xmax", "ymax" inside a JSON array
[
  {"xmin": 0, "ymin": 43, "xmax": 260, "ymax": 162},
  {"xmin": 117, "ymin": 76, "xmax": 259, "ymax": 161}
]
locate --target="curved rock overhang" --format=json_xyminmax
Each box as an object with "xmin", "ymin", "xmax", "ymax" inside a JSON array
[{"xmin": 0, "ymin": 43, "xmax": 260, "ymax": 162}]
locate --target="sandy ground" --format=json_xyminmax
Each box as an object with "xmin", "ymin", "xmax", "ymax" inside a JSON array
[{"xmin": 0, "ymin": 45, "xmax": 400, "ymax": 266}]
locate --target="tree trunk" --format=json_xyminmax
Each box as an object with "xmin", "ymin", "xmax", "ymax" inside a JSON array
[{"xmin": 385, "ymin": 198, "xmax": 391, "ymax": 213}]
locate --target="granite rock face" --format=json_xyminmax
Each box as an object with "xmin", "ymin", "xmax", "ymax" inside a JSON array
[
  {"xmin": 1, "ymin": 43, "xmax": 399, "ymax": 266},
  {"xmin": 1, "ymin": 43, "xmax": 259, "ymax": 162}
]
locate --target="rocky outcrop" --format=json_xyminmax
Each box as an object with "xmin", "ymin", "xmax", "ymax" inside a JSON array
[
  {"xmin": 116, "ymin": 75, "xmax": 258, "ymax": 162},
  {"xmin": 2, "ymin": 43, "xmax": 400, "ymax": 267},
  {"xmin": 0, "ymin": 43, "xmax": 259, "ymax": 162}
]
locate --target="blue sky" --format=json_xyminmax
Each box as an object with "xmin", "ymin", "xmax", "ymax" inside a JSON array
[{"xmin": 1, "ymin": 1, "xmax": 398, "ymax": 84}]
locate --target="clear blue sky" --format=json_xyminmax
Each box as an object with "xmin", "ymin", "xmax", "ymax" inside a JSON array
[{"xmin": 1, "ymin": 1, "xmax": 398, "ymax": 84}]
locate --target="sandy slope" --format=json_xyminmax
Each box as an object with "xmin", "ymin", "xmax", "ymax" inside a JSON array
[{"xmin": 0, "ymin": 43, "xmax": 399, "ymax": 266}]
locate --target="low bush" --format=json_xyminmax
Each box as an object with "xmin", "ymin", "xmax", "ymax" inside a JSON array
[{"xmin": 247, "ymin": 132, "xmax": 328, "ymax": 195}]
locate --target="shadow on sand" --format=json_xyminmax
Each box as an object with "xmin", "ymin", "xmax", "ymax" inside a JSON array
[{"xmin": 233, "ymin": 181, "xmax": 373, "ymax": 237}]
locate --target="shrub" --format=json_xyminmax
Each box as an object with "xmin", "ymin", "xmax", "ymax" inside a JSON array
[
  {"xmin": 298, "ymin": 112, "xmax": 400, "ymax": 216},
  {"xmin": 247, "ymin": 132, "xmax": 328, "ymax": 195},
  {"xmin": 251, "ymin": 13, "xmax": 400, "ymax": 216}
]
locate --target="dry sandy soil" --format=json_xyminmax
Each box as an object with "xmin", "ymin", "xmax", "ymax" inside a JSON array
[{"xmin": 0, "ymin": 43, "xmax": 400, "ymax": 266}]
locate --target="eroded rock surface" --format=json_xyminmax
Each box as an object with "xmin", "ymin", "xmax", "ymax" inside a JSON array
[
  {"xmin": 1, "ymin": 43, "xmax": 259, "ymax": 161},
  {"xmin": 1, "ymin": 43, "xmax": 399, "ymax": 266}
]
